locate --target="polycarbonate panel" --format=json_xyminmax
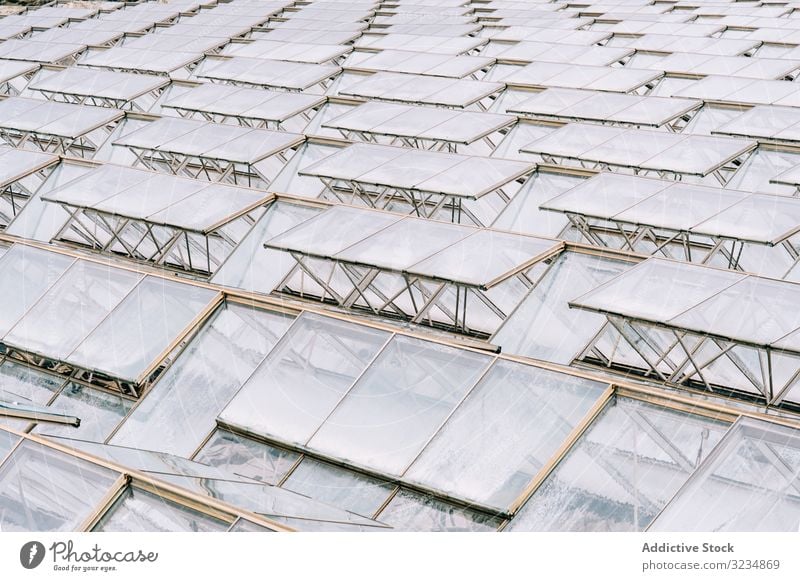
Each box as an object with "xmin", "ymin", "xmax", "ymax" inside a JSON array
[
  {"xmin": 219, "ymin": 312, "xmax": 391, "ymax": 445},
  {"xmin": 377, "ymin": 489, "xmax": 501, "ymax": 532},
  {"xmin": 94, "ymin": 487, "xmax": 228, "ymax": 532},
  {"xmin": 650, "ymin": 418, "xmax": 800, "ymax": 532},
  {"xmin": 282, "ymin": 458, "xmax": 395, "ymax": 517},
  {"xmin": 307, "ymin": 335, "xmax": 493, "ymax": 474},
  {"xmin": 405, "ymin": 361, "xmax": 607, "ymax": 509},
  {"xmin": 67, "ymin": 276, "xmax": 218, "ymax": 381},
  {"xmin": 0, "ymin": 440, "xmax": 118, "ymax": 532},
  {"xmin": 506, "ymin": 398, "xmax": 729, "ymax": 532},
  {"xmin": 111, "ymin": 304, "xmax": 294, "ymax": 457}
]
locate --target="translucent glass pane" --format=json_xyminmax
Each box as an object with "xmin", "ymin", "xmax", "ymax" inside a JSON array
[
  {"xmin": 212, "ymin": 202, "xmax": 322, "ymax": 294},
  {"xmin": 0, "ymin": 360, "xmax": 63, "ymax": 405},
  {"xmin": 671, "ymin": 277, "xmax": 800, "ymax": 346},
  {"xmin": 156, "ymin": 474, "xmax": 384, "ymax": 529},
  {"xmin": 33, "ymin": 383, "xmax": 133, "ymax": 443},
  {"xmin": 377, "ymin": 490, "xmax": 501, "ymax": 531},
  {"xmin": 406, "ymin": 361, "xmax": 608, "ymax": 509},
  {"xmin": 572, "ymin": 258, "xmax": 744, "ymax": 323},
  {"xmin": 229, "ymin": 518, "xmax": 273, "ymax": 532},
  {"xmin": 0, "ymin": 428, "xmax": 19, "ymax": 460},
  {"xmin": 495, "ymin": 252, "xmax": 630, "ymax": 364},
  {"xmin": 219, "ymin": 312, "xmax": 391, "ymax": 445},
  {"xmin": 194, "ymin": 430, "xmax": 300, "ymax": 485},
  {"xmin": 282, "ymin": 458, "xmax": 394, "ymax": 517},
  {"xmin": 111, "ymin": 304, "xmax": 294, "ymax": 457},
  {"xmin": 308, "ymin": 335, "xmax": 493, "ymax": 474},
  {"xmin": 506, "ymin": 398, "xmax": 729, "ymax": 532},
  {"xmin": 4, "ymin": 261, "xmax": 143, "ymax": 360},
  {"xmin": 650, "ymin": 418, "xmax": 800, "ymax": 532},
  {"xmin": 68, "ymin": 276, "xmax": 218, "ymax": 381},
  {"xmin": 0, "ymin": 245, "xmax": 74, "ymax": 336},
  {"xmin": 94, "ymin": 487, "xmax": 229, "ymax": 532},
  {"xmin": 0, "ymin": 440, "xmax": 118, "ymax": 531}
]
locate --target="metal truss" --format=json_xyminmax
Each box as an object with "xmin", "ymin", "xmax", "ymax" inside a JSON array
[
  {"xmin": 120, "ymin": 144, "xmax": 292, "ymax": 188},
  {"xmin": 536, "ymin": 149, "xmax": 750, "ymax": 187},
  {"xmin": 577, "ymin": 315, "xmax": 800, "ymax": 407},
  {"xmin": 0, "ymin": 164, "xmax": 56, "ymax": 228},
  {"xmin": 168, "ymin": 105, "xmax": 319, "ymax": 131},
  {"xmin": 314, "ymin": 176, "xmax": 516, "ymax": 226},
  {"xmin": 205, "ymin": 75, "xmax": 336, "ymax": 94},
  {"xmin": 0, "ymin": 124, "xmax": 117, "ymax": 158},
  {"xmin": 2, "ymin": 346, "xmax": 141, "ymax": 397},
  {"xmin": 50, "ymin": 205, "xmax": 262, "ymax": 276},
  {"xmin": 272, "ymin": 253, "xmax": 540, "ymax": 338},
  {"xmin": 331, "ymin": 127, "xmax": 508, "ymax": 154},
  {"xmin": 563, "ymin": 214, "xmax": 800, "ymax": 279},
  {"xmin": 32, "ymin": 85, "xmax": 168, "ymax": 112},
  {"xmin": 564, "ymin": 214, "xmax": 751, "ymax": 268}
]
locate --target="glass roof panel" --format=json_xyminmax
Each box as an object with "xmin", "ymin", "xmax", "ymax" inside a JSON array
[
  {"xmin": 67, "ymin": 276, "xmax": 218, "ymax": 382},
  {"xmin": 670, "ymin": 277, "xmax": 800, "ymax": 346},
  {"xmin": 195, "ymin": 429, "xmax": 300, "ymax": 485},
  {"xmin": 520, "ymin": 124, "xmax": 626, "ymax": 159},
  {"xmin": 307, "ymin": 335, "xmax": 492, "ymax": 475},
  {"xmin": 613, "ymin": 183, "xmax": 750, "ymax": 231},
  {"xmin": 405, "ymin": 361, "xmax": 608, "ymax": 509},
  {"xmin": 3, "ymin": 260, "xmax": 143, "ymax": 360},
  {"xmin": 32, "ymin": 382, "xmax": 133, "ymax": 443},
  {"xmin": 541, "ymin": 173, "xmax": 671, "ymax": 218},
  {"xmin": 0, "ymin": 245, "xmax": 75, "ymax": 336},
  {"xmin": 334, "ymin": 217, "xmax": 475, "ymax": 271},
  {"xmin": 691, "ymin": 193, "xmax": 800, "ymax": 244},
  {"xmin": 641, "ymin": 134, "xmax": 756, "ymax": 176},
  {"xmin": 506, "ymin": 398, "xmax": 729, "ymax": 531},
  {"xmin": 0, "ymin": 440, "xmax": 118, "ymax": 532},
  {"xmin": 42, "ymin": 164, "xmax": 152, "ymax": 208},
  {"xmin": 407, "ymin": 229, "xmax": 560, "ymax": 287},
  {"xmin": 649, "ymin": 418, "xmax": 800, "ymax": 532},
  {"xmin": 282, "ymin": 458, "xmax": 394, "ymax": 518},
  {"xmin": 111, "ymin": 303, "xmax": 294, "ymax": 457},
  {"xmin": 94, "ymin": 486, "xmax": 230, "ymax": 532},
  {"xmin": 377, "ymin": 489, "xmax": 501, "ymax": 531},
  {"xmin": 570, "ymin": 258, "xmax": 745, "ymax": 323},
  {"xmin": 266, "ymin": 205, "xmax": 402, "ymax": 257},
  {"xmin": 219, "ymin": 312, "xmax": 391, "ymax": 445}
]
